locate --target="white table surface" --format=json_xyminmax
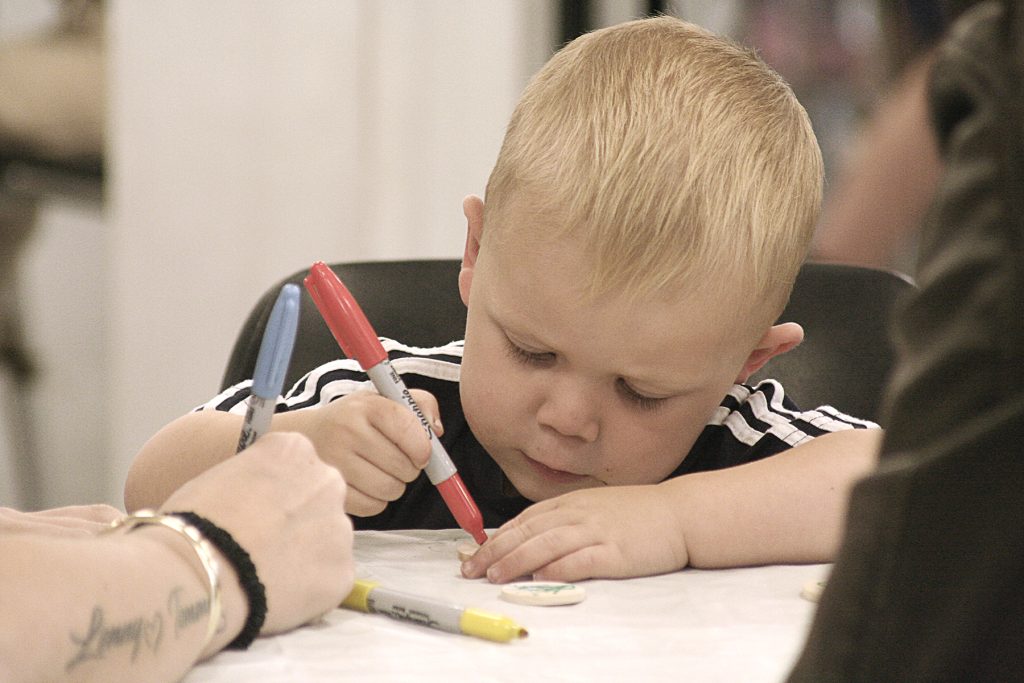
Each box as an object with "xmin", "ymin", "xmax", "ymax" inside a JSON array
[{"xmin": 185, "ymin": 529, "xmax": 828, "ymax": 683}]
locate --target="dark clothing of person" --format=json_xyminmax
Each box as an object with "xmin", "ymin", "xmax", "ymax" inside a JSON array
[{"xmin": 789, "ymin": 2, "xmax": 1024, "ymax": 679}]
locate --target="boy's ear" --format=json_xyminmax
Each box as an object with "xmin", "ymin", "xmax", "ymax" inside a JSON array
[
  {"xmin": 735, "ymin": 322, "xmax": 804, "ymax": 383},
  {"xmin": 458, "ymin": 195, "xmax": 485, "ymax": 306}
]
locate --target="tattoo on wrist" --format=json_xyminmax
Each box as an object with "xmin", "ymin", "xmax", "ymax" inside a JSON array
[
  {"xmin": 65, "ymin": 586, "xmax": 210, "ymax": 672},
  {"xmin": 168, "ymin": 586, "xmax": 213, "ymax": 638},
  {"xmin": 65, "ymin": 607, "xmax": 163, "ymax": 671}
]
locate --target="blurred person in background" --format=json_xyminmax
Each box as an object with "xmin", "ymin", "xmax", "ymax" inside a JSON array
[{"xmin": 809, "ymin": 1, "xmax": 980, "ymax": 273}]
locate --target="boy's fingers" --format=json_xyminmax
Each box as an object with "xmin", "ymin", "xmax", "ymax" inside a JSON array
[
  {"xmin": 486, "ymin": 527, "xmax": 592, "ymax": 584},
  {"xmin": 532, "ymin": 545, "xmax": 606, "ymax": 582},
  {"xmin": 408, "ymin": 389, "xmax": 444, "ymax": 436},
  {"xmin": 344, "ymin": 486, "xmax": 390, "ymax": 517},
  {"xmin": 351, "ymin": 426, "xmax": 425, "ymax": 482},
  {"xmin": 374, "ymin": 402, "xmax": 433, "ymax": 469},
  {"xmin": 342, "ymin": 454, "xmax": 410, "ymax": 501}
]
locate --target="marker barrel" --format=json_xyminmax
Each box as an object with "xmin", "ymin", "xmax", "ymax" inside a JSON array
[
  {"xmin": 237, "ymin": 284, "xmax": 300, "ymax": 453},
  {"xmin": 237, "ymin": 395, "xmax": 274, "ymax": 451},
  {"xmin": 343, "ymin": 580, "xmax": 527, "ymax": 643},
  {"xmin": 366, "ymin": 362, "xmax": 456, "ymax": 484},
  {"xmin": 366, "ymin": 363, "xmax": 487, "ymax": 543}
]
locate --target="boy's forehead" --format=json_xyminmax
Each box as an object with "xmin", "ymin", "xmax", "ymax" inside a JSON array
[
  {"xmin": 482, "ymin": 213, "xmax": 749, "ymax": 316},
  {"xmin": 486, "ymin": 193, "xmax": 765, "ymax": 307}
]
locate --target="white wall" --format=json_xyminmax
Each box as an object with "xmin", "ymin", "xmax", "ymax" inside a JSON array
[
  {"xmin": 101, "ymin": 1, "xmax": 555, "ymax": 506},
  {"xmin": 21, "ymin": 196, "xmax": 106, "ymax": 507},
  {"xmin": 1, "ymin": 0, "xmax": 106, "ymax": 510}
]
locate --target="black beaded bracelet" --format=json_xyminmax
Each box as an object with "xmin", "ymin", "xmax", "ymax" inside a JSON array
[{"xmin": 170, "ymin": 511, "xmax": 267, "ymax": 650}]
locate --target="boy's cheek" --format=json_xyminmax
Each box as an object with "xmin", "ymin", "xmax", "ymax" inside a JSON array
[{"xmin": 612, "ymin": 398, "xmax": 726, "ymax": 482}]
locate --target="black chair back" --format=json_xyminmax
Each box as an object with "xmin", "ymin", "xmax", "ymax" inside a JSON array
[
  {"xmin": 222, "ymin": 260, "xmax": 914, "ymax": 424},
  {"xmin": 749, "ymin": 263, "xmax": 914, "ymax": 423},
  {"xmin": 222, "ymin": 260, "xmax": 466, "ymax": 392}
]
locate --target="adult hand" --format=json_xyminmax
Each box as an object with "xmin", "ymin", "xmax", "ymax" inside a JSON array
[{"xmin": 161, "ymin": 432, "xmax": 354, "ymax": 635}]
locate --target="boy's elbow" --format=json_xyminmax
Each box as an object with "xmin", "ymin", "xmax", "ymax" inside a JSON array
[
  {"xmin": 123, "ymin": 454, "xmax": 156, "ymax": 512},
  {"xmin": 123, "ymin": 474, "xmax": 142, "ymax": 512},
  {"xmin": 0, "ymin": 624, "xmax": 29, "ymax": 683},
  {"xmin": 122, "ymin": 425, "xmax": 181, "ymax": 511},
  {"xmin": 0, "ymin": 566, "xmax": 35, "ymax": 682}
]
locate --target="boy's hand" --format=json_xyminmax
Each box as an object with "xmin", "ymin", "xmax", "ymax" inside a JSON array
[
  {"xmin": 297, "ymin": 388, "xmax": 439, "ymax": 517},
  {"xmin": 461, "ymin": 483, "xmax": 690, "ymax": 583}
]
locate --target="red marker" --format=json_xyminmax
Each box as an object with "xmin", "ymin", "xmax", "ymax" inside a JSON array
[{"xmin": 304, "ymin": 261, "xmax": 487, "ymax": 544}]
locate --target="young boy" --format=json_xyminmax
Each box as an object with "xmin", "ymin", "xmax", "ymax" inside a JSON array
[{"xmin": 126, "ymin": 16, "xmax": 881, "ymax": 583}]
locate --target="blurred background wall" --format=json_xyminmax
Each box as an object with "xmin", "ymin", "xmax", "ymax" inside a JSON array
[{"xmin": 0, "ymin": 0, "xmax": 887, "ymax": 510}]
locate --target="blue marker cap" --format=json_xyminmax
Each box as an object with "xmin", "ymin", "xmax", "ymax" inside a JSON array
[{"xmin": 251, "ymin": 283, "xmax": 300, "ymax": 400}]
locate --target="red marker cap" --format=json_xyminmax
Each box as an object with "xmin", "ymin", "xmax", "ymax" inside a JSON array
[
  {"xmin": 304, "ymin": 261, "xmax": 387, "ymax": 369},
  {"xmin": 438, "ymin": 474, "xmax": 488, "ymax": 545}
]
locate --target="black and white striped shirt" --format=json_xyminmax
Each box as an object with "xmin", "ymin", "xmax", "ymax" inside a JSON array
[{"xmin": 201, "ymin": 339, "xmax": 878, "ymax": 530}]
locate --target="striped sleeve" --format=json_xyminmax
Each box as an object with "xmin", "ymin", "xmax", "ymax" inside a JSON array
[
  {"xmin": 194, "ymin": 338, "xmax": 464, "ymax": 415},
  {"xmin": 679, "ymin": 379, "xmax": 879, "ymax": 474},
  {"xmin": 710, "ymin": 380, "xmax": 879, "ymax": 447}
]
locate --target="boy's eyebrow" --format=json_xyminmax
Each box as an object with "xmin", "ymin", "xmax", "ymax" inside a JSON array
[
  {"xmin": 490, "ymin": 286, "xmax": 728, "ymax": 391},
  {"xmin": 619, "ymin": 371, "xmax": 706, "ymax": 397},
  {"xmin": 490, "ymin": 305, "xmax": 552, "ymax": 344},
  {"xmin": 500, "ymin": 322, "xmax": 550, "ymax": 347},
  {"xmin": 616, "ymin": 332, "xmax": 729, "ymax": 395},
  {"xmin": 499, "ymin": 317, "xmax": 711, "ymax": 396}
]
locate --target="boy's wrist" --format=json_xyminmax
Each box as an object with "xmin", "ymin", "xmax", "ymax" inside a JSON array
[
  {"xmin": 268, "ymin": 407, "xmax": 313, "ymax": 441},
  {"xmin": 656, "ymin": 477, "xmax": 703, "ymax": 569}
]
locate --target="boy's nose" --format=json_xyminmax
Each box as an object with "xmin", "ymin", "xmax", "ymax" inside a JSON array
[{"xmin": 534, "ymin": 375, "xmax": 600, "ymax": 443}]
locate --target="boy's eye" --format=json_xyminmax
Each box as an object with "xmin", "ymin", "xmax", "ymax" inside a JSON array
[
  {"xmin": 616, "ymin": 379, "xmax": 667, "ymax": 411},
  {"xmin": 503, "ymin": 335, "xmax": 555, "ymax": 366}
]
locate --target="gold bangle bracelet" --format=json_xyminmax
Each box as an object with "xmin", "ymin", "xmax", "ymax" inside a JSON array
[{"xmin": 105, "ymin": 509, "xmax": 222, "ymax": 653}]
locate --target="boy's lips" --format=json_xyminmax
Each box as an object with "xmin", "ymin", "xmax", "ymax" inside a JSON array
[{"xmin": 520, "ymin": 451, "xmax": 586, "ymax": 484}]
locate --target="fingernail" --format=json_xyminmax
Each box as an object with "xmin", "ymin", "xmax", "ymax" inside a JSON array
[{"xmin": 487, "ymin": 566, "xmax": 502, "ymax": 583}]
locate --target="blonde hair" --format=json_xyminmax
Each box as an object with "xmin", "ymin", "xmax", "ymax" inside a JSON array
[{"xmin": 484, "ymin": 16, "xmax": 823, "ymax": 321}]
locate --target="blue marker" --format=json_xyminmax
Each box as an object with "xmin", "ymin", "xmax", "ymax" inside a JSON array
[{"xmin": 237, "ymin": 284, "xmax": 300, "ymax": 452}]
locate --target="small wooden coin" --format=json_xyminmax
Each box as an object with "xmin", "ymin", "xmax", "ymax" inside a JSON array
[
  {"xmin": 800, "ymin": 579, "xmax": 827, "ymax": 603},
  {"xmin": 456, "ymin": 540, "xmax": 479, "ymax": 562},
  {"xmin": 500, "ymin": 581, "xmax": 586, "ymax": 606}
]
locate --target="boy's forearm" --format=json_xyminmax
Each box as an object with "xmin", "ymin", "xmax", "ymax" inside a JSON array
[
  {"xmin": 666, "ymin": 429, "xmax": 882, "ymax": 568},
  {"xmin": 124, "ymin": 408, "xmax": 313, "ymax": 511},
  {"xmin": 125, "ymin": 411, "xmax": 242, "ymax": 511}
]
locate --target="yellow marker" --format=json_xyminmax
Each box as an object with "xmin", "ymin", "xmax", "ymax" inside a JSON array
[{"xmin": 342, "ymin": 579, "xmax": 528, "ymax": 643}]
